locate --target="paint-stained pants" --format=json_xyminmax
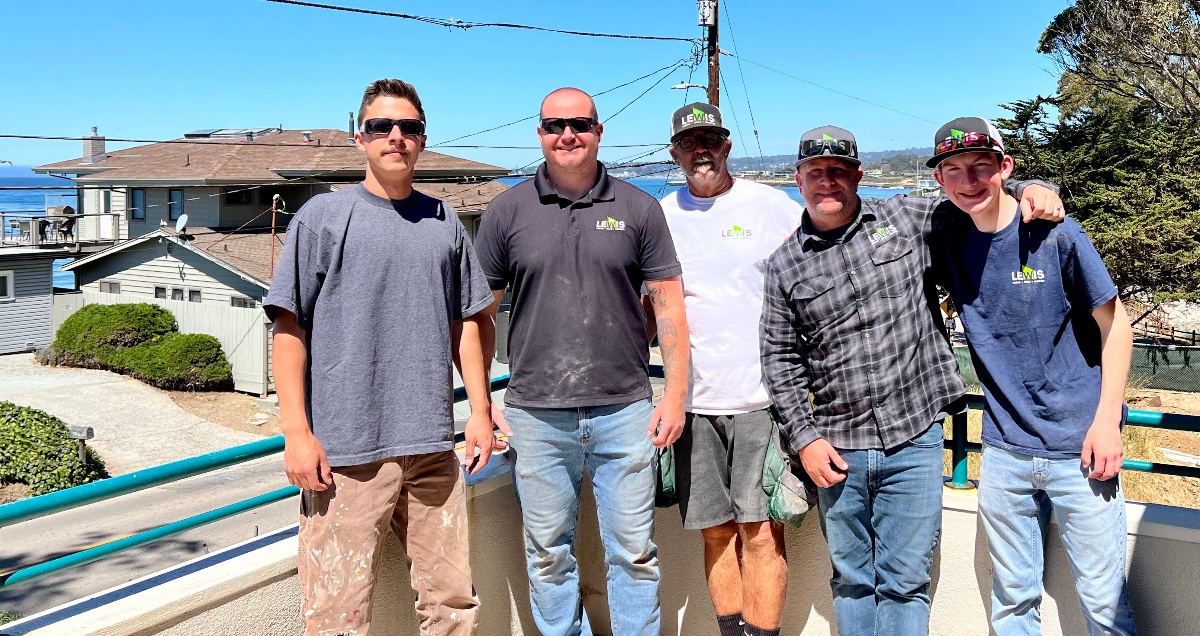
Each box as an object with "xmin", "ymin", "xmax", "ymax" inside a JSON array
[{"xmin": 298, "ymin": 451, "xmax": 479, "ymax": 636}]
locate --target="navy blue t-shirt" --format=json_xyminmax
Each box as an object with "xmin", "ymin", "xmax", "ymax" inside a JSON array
[{"xmin": 935, "ymin": 213, "xmax": 1120, "ymax": 459}]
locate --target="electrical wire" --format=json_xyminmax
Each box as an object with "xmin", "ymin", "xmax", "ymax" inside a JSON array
[
  {"xmin": 718, "ymin": 66, "xmax": 752, "ymax": 161},
  {"xmin": 725, "ymin": 53, "xmax": 939, "ymax": 125},
  {"xmin": 719, "ymin": 0, "xmax": 765, "ymax": 167},
  {"xmin": 604, "ymin": 61, "xmax": 687, "ymax": 123},
  {"xmin": 264, "ymin": 0, "xmax": 697, "ymax": 42}
]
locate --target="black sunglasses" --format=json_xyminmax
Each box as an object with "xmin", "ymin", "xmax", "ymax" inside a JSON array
[
  {"xmin": 540, "ymin": 117, "xmax": 598, "ymax": 135},
  {"xmin": 360, "ymin": 118, "xmax": 426, "ymax": 136},
  {"xmin": 800, "ymin": 138, "xmax": 857, "ymax": 159},
  {"xmin": 673, "ymin": 132, "xmax": 727, "ymax": 152}
]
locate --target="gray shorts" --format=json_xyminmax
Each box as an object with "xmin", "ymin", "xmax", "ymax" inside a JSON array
[{"xmin": 675, "ymin": 408, "xmax": 772, "ymax": 530}]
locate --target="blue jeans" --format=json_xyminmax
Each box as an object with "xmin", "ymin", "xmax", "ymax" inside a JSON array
[
  {"xmin": 979, "ymin": 443, "xmax": 1136, "ymax": 636},
  {"xmin": 816, "ymin": 422, "xmax": 945, "ymax": 636},
  {"xmin": 505, "ymin": 399, "xmax": 659, "ymax": 636}
]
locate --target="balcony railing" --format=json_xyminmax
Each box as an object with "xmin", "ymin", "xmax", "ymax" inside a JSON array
[{"xmin": 0, "ymin": 212, "xmax": 120, "ymax": 249}]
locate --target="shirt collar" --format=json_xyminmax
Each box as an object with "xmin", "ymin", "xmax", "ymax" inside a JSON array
[
  {"xmin": 533, "ymin": 161, "xmax": 616, "ymax": 205},
  {"xmin": 799, "ymin": 197, "xmax": 875, "ymax": 250}
]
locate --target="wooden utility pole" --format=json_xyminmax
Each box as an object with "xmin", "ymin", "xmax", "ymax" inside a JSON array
[{"xmin": 699, "ymin": 0, "xmax": 719, "ymax": 106}]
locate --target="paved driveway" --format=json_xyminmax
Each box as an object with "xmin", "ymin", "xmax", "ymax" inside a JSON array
[{"xmin": 0, "ymin": 354, "xmax": 264, "ymax": 475}]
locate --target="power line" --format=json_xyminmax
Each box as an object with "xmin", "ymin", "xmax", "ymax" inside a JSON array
[
  {"xmin": 604, "ymin": 61, "xmax": 687, "ymax": 123},
  {"xmin": 720, "ymin": 0, "xmax": 765, "ymax": 167},
  {"xmin": 264, "ymin": 0, "xmax": 697, "ymax": 42},
  {"xmin": 726, "ymin": 53, "xmax": 939, "ymax": 125},
  {"xmin": 0, "ymin": 133, "xmax": 352, "ymax": 148},
  {"xmin": 428, "ymin": 59, "xmax": 693, "ymax": 148}
]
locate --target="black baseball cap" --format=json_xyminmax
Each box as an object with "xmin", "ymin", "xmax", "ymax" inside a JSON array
[
  {"xmin": 927, "ymin": 117, "xmax": 1005, "ymax": 168},
  {"xmin": 796, "ymin": 125, "xmax": 861, "ymax": 168},
  {"xmin": 670, "ymin": 102, "xmax": 730, "ymax": 141}
]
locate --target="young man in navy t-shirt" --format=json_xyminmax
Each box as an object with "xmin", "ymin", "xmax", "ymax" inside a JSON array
[{"xmin": 930, "ymin": 117, "xmax": 1136, "ymax": 635}]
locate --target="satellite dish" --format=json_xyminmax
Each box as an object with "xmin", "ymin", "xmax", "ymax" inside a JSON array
[{"xmin": 175, "ymin": 213, "xmax": 189, "ymax": 233}]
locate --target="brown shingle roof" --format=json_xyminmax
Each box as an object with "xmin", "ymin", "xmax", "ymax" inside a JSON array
[{"xmin": 33, "ymin": 129, "xmax": 508, "ymax": 184}]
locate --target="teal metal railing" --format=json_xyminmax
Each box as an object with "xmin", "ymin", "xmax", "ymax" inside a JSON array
[
  {"xmin": 945, "ymin": 394, "xmax": 1200, "ymax": 488},
  {"xmin": 0, "ymin": 374, "xmax": 510, "ymax": 588}
]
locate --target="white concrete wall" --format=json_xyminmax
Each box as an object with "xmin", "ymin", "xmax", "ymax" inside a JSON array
[{"xmin": 8, "ymin": 479, "xmax": 1200, "ymax": 636}]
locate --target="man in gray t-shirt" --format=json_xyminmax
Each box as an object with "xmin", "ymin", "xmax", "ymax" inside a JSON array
[{"xmin": 264, "ymin": 79, "xmax": 495, "ymax": 636}]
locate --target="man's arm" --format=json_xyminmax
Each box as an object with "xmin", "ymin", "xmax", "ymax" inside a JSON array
[
  {"xmin": 480, "ymin": 290, "xmax": 512, "ymax": 438},
  {"xmin": 453, "ymin": 310, "xmax": 496, "ymax": 474},
  {"xmin": 641, "ymin": 294, "xmax": 657, "ymax": 343},
  {"xmin": 759, "ymin": 266, "xmax": 847, "ymax": 487},
  {"xmin": 1083, "ymin": 296, "xmax": 1133, "ymax": 480},
  {"xmin": 273, "ymin": 309, "xmax": 332, "ymax": 491},
  {"xmin": 645, "ymin": 276, "xmax": 689, "ymax": 448}
]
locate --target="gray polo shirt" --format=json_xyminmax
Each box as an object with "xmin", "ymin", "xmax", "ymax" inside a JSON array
[
  {"xmin": 475, "ymin": 162, "xmax": 681, "ymax": 409},
  {"xmin": 264, "ymin": 184, "xmax": 493, "ymax": 467}
]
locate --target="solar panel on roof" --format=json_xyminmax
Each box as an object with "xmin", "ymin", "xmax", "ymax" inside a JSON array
[{"xmin": 184, "ymin": 129, "xmax": 221, "ymax": 138}]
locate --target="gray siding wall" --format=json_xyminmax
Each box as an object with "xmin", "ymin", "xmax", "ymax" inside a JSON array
[
  {"xmin": 76, "ymin": 241, "xmax": 267, "ymax": 306},
  {"xmin": 0, "ymin": 258, "xmax": 55, "ymax": 354},
  {"xmin": 123, "ymin": 187, "xmax": 219, "ymax": 236}
]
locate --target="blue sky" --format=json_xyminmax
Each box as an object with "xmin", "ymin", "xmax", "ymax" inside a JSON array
[{"xmin": 0, "ymin": 0, "xmax": 1071, "ymax": 170}]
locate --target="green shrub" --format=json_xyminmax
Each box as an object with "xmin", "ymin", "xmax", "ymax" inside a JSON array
[
  {"xmin": 44, "ymin": 304, "xmax": 232, "ymax": 391},
  {"xmin": 112, "ymin": 333, "xmax": 233, "ymax": 391},
  {"xmin": 0, "ymin": 402, "xmax": 108, "ymax": 496},
  {"xmin": 50, "ymin": 304, "xmax": 176, "ymax": 368}
]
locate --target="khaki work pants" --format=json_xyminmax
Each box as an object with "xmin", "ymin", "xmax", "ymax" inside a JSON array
[{"xmin": 298, "ymin": 451, "xmax": 479, "ymax": 635}]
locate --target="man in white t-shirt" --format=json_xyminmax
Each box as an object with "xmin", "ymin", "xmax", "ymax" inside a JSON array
[{"xmin": 653, "ymin": 102, "xmax": 804, "ymax": 636}]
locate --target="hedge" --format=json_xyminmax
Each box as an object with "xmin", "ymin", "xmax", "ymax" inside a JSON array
[
  {"xmin": 0, "ymin": 401, "xmax": 108, "ymax": 496},
  {"xmin": 41, "ymin": 303, "xmax": 233, "ymax": 391}
]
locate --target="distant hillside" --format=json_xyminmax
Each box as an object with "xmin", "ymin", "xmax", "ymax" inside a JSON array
[{"xmin": 599, "ymin": 146, "xmax": 935, "ymax": 177}]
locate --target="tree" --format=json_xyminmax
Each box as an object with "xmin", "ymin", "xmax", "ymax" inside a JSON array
[{"xmin": 1039, "ymin": 0, "xmax": 1200, "ymax": 124}]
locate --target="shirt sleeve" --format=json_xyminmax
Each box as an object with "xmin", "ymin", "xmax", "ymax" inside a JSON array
[
  {"xmin": 458, "ymin": 227, "xmax": 497, "ymax": 319},
  {"xmin": 262, "ymin": 213, "xmax": 324, "ymax": 329},
  {"xmin": 474, "ymin": 200, "xmax": 510, "ymax": 291},
  {"xmin": 638, "ymin": 198, "xmax": 683, "ymax": 280},
  {"xmin": 1059, "ymin": 219, "xmax": 1118, "ymax": 312},
  {"xmin": 759, "ymin": 257, "xmax": 820, "ymax": 453}
]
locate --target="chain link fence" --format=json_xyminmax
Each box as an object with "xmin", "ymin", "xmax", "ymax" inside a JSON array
[{"xmin": 952, "ymin": 343, "xmax": 1200, "ymax": 393}]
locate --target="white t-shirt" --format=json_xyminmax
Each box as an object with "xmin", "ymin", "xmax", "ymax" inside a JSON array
[{"xmin": 660, "ymin": 178, "xmax": 805, "ymax": 414}]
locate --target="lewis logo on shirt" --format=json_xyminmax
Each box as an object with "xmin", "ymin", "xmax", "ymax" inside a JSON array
[
  {"xmin": 1011, "ymin": 265, "xmax": 1046, "ymax": 284},
  {"xmin": 596, "ymin": 216, "xmax": 626, "ymax": 231},
  {"xmin": 721, "ymin": 224, "xmax": 752, "ymax": 239},
  {"xmin": 868, "ymin": 225, "xmax": 898, "ymax": 244}
]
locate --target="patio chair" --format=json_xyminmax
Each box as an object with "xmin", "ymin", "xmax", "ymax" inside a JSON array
[{"xmin": 58, "ymin": 217, "xmax": 76, "ymax": 242}]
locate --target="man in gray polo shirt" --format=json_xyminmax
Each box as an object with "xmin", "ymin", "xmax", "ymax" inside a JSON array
[{"xmin": 475, "ymin": 86, "xmax": 690, "ymax": 636}]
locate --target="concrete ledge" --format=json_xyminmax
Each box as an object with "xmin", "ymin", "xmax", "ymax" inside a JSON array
[{"xmin": 7, "ymin": 466, "xmax": 1200, "ymax": 636}]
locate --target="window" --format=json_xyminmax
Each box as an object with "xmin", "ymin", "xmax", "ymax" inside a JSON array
[
  {"xmin": 188, "ymin": 289, "xmax": 202, "ymax": 303},
  {"xmin": 98, "ymin": 280, "xmax": 120, "ymax": 294},
  {"xmin": 154, "ymin": 286, "xmax": 166, "ymax": 299},
  {"xmin": 230, "ymin": 296, "xmax": 257, "ymax": 309},
  {"xmin": 225, "ymin": 190, "xmax": 253, "ymax": 205},
  {"xmin": 171, "ymin": 288, "xmax": 184, "ymax": 301},
  {"xmin": 0, "ymin": 271, "xmax": 12, "ymax": 302},
  {"xmin": 131, "ymin": 189, "xmax": 146, "ymax": 220},
  {"xmin": 168, "ymin": 189, "xmax": 183, "ymax": 221}
]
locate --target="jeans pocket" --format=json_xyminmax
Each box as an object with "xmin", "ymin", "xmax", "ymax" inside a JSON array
[{"xmin": 908, "ymin": 422, "xmax": 945, "ymax": 448}]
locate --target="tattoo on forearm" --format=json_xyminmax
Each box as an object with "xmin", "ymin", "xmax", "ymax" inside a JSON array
[
  {"xmin": 657, "ymin": 317, "xmax": 683, "ymax": 382},
  {"xmin": 648, "ymin": 285, "xmax": 668, "ymax": 308}
]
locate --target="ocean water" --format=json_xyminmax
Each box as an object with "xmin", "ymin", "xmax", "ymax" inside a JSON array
[{"xmin": 0, "ymin": 170, "xmax": 78, "ymax": 288}]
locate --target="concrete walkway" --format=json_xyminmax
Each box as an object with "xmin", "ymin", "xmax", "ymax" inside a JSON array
[{"xmin": 0, "ymin": 354, "xmax": 263, "ymax": 475}]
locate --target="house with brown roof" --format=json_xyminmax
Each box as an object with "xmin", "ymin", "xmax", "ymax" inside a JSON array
[{"xmin": 29, "ymin": 127, "xmax": 510, "ymax": 391}]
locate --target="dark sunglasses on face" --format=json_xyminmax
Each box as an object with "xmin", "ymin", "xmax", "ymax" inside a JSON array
[
  {"xmin": 934, "ymin": 131, "xmax": 1001, "ymax": 155},
  {"xmin": 360, "ymin": 118, "xmax": 426, "ymax": 136},
  {"xmin": 800, "ymin": 138, "xmax": 857, "ymax": 158},
  {"xmin": 540, "ymin": 117, "xmax": 598, "ymax": 135},
  {"xmin": 673, "ymin": 132, "xmax": 727, "ymax": 152}
]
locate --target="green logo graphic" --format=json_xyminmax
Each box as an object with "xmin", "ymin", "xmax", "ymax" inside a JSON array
[
  {"xmin": 1021, "ymin": 265, "xmax": 1035, "ymax": 277},
  {"xmin": 822, "ymin": 133, "xmax": 835, "ymax": 141},
  {"xmin": 606, "ymin": 216, "xmax": 619, "ymax": 229},
  {"xmin": 721, "ymin": 224, "xmax": 752, "ymax": 239},
  {"xmin": 876, "ymin": 227, "xmax": 890, "ymax": 237},
  {"xmin": 693, "ymin": 108, "xmax": 707, "ymax": 119},
  {"xmin": 951, "ymin": 128, "xmax": 966, "ymax": 139}
]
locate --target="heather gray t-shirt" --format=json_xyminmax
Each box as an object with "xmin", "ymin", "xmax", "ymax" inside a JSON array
[{"xmin": 264, "ymin": 184, "xmax": 493, "ymax": 467}]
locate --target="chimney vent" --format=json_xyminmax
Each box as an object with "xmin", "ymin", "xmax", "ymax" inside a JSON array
[
  {"xmin": 302, "ymin": 131, "xmax": 312, "ymax": 143},
  {"xmin": 82, "ymin": 126, "xmax": 106, "ymax": 164},
  {"xmin": 347, "ymin": 111, "xmax": 355, "ymax": 145},
  {"xmin": 245, "ymin": 131, "xmax": 254, "ymax": 142}
]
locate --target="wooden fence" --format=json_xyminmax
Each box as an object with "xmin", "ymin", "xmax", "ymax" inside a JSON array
[{"xmin": 51, "ymin": 291, "xmax": 273, "ymax": 395}]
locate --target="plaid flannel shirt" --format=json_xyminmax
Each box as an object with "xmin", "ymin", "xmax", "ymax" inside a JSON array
[{"xmin": 760, "ymin": 182, "xmax": 1053, "ymax": 453}]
